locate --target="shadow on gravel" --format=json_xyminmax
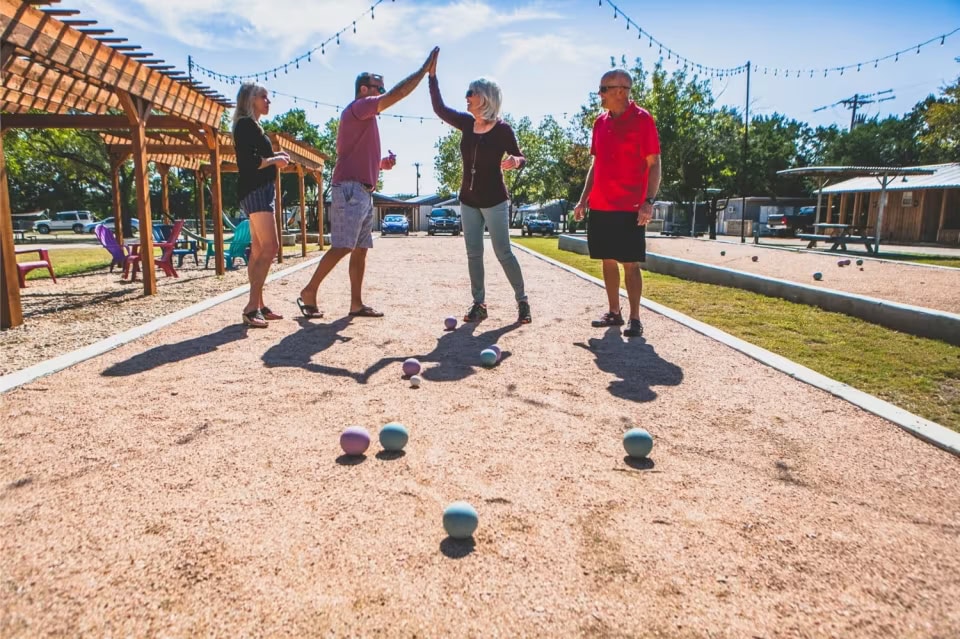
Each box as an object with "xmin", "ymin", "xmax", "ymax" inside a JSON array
[
  {"xmin": 574, "ymin": 328, "xmax": 683, "ymax": 402},
  {"xmin": 101, "ymin": 324, "xmax": 248, "ymax": 376},
  {"xmin": 440, "ymin": 537, "xmax": 476, "ymax": 559},
  {"xmin": 261, "ymin": 316, "xmax": 362, "ymax": 379}
]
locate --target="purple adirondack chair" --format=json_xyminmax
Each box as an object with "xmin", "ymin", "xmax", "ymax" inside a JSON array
[{"xmin": 94, "ymin": 224, "xmax": 128, "ymax": 272}]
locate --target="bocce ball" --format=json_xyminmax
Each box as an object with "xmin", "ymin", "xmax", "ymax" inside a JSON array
[
  {"xmin": 751, "ymin": 255, "xmax": 758, "ymax": 262},
  {"xmin": 410, "ymin": 374, "xmax": 422, "ymax": 388},
  {"xmin": 340, "ymin": 426, "xmax": 371, "ymax": 456},
  {"xmin": 402, "ymin": 358, "xmax": 421, "ymax": 377},
  {"xmin": 488, "ymin": 344, "xmax": 502, "ymax": 362},
  {"xmin": 837, "ymin": 260, "xmax": 845, "ymax": 267},
  {"xmin": 720, "ymin": 250, "xmax": 726, "ymax": 256},
  {"xmin": 379, "ymin": 422, "xmax": 409, "ymax": 452},
  {"xmin": 622, "ymin": 428, "xmax": 654, "ymax": 459},
  {"xmin": 443, "ymin": 501, "xmax": 479, "ymax": 539},
  {"xmin": 480, "ymin": 348, "xmax": 498, "ymax": 367},
  {"xmin": 444, "ymin": 316, "xmax": 457, "ymax": 330},
  {"xmin": 813, "ymin": 272, "xmax": 823, "ymax": 281},
  {"xmin": 856, "ymin": 259, "xmax": 864, "ymax": 266}
]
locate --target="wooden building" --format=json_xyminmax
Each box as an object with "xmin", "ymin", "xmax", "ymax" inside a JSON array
[{"xmin": 820, "ymin": 163, "xmax": 960, "ymax": 245}]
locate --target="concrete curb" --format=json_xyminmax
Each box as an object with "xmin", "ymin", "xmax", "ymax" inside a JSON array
[
  {"xmin": 0, "ymin": 257, "xmax": 322, "ymax": 395},
  {"xmin": 514, "ymin": 242, "xmax": 960, "ymax": 457},
  {"xmin": 558, "ymin": 234, "xmax": 960, "ymax": 346}
]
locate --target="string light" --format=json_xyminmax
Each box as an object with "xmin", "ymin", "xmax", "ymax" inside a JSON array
[
  {"xmin": 265, "ymin": 88, "xmax": 442, "ymax": 123},
  {"xmin": 596, "ymin": 1, "xmax": 957, "ymax": 81},
  {"xmin": 190, "ymin": 0, "xmax": 392, "ymax": 84}
]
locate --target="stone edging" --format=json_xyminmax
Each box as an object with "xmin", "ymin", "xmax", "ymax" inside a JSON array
[
  {"xmin": 515, "ymin": 241, "xmax": 960, "ymax": 457},
  {"xmin": 558, "ymin": 234, "xmax": 960, "ymax": 346}
]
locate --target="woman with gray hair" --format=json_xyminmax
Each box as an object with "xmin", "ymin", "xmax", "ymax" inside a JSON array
[
  {"xmin": 232, "ymin": 82, "xmax": 290, "ymax": 327},
  {"xmin": 428, "ymin": 51, "xmax": 530, "ymax": 324}
]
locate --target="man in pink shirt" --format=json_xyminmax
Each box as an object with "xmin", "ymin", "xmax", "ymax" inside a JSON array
[
  {"xmin": 298, "ymin": 48, "xmax": 438, "ymax": 319},
  {"xmin": 573, "ymin": 69, "xmax": 662, "ymax": 338}
]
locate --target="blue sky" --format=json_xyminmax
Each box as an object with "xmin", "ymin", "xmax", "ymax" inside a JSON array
[{"xmin": 75, "ymin": 0, "xmax": 960, "ymax": 196}]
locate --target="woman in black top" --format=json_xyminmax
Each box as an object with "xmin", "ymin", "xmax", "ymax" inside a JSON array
[
  {"xmin": 428, "ymin": 52, "xmax": 531, "ymax": 325},
  {"xmin": 233, "ymin": 82, "xmax": 291, "ymax": 328}
]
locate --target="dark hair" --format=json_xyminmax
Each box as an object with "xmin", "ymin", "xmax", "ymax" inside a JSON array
[{"xmin": 355, "ymin": 72, "xmax": 383, "ymax": 97}]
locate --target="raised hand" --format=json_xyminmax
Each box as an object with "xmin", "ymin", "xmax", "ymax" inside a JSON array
[{"xmin": 422, "ymin": 47, "xmax": 439, "ymax": 75}]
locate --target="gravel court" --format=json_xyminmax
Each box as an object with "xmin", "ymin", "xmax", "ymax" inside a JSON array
[{"xmin": 1, "ymin": 236, "xmax": 958, "ymax": 638}]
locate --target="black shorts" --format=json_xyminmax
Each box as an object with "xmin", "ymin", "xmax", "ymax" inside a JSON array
[{"xmin": 587, "ymin": 210, "xmax": 646, "ymax": 262}]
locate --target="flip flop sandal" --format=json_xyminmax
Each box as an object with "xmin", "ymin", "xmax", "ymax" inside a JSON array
[
  {"xmin": 348, "ymin": 305, "xmax": 384, "ymax": 318},
  {"xmin": 242, "ymin": 309, "xmax": 268, "ymax": 328},
  {"xmin": 260, "ymin": 306, "xmax": 284, "ymax": 321},
  {"xmin": 296, "ymin": 297, "xmax": 324, "ymax": 319}
]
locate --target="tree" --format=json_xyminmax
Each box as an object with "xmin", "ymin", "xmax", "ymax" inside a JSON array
[
  {"xmin": 742, "ymin": 113, "xmax": 811, "ymax": 197},
  {"xmin": 433, "ymin": 127, "xmax": 462, "ymax": 198},
  {"xmin": 917, "ymin": 76, "xmax": 960, "ymax": 162}
]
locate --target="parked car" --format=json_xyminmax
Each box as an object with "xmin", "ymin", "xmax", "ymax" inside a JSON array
[
  {"xmin": 84, "ymin": 217, "xmax": 140, "ymax": 234},
  {"xmin": 33, "ymin": 210, "xmax": 96, "ymax": 234},
  {"xmin": 765, "ymin": 206, "xmax": 815, "ymax": 237},
  {"xmin": 521, "ymin": 212, "xmax": 556, "ymax": 236},
  {"xmin": 381, "ymin": 214, "xmax": 410, "ymax": 236},
  {"xmin": 427, "ymin": 208, "xmax": 461, "ymax": 235}
]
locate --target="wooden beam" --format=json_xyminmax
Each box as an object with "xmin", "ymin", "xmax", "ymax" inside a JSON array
[
  {"xmin": 298, "ymin": 164, "xmax": 307, "ymax": 257},
  {"xmin": 203, "ymin": 129, "xmax": 225, "ymax": 275},
  {"xmin": 195, "ymin": 170, "xmax": 207, "ymax": 250},
  {"xmin": 109, "ymin": 150, "xmax": 129, "ymax": 239},
  {"xmin": 117, "ymin": 90, "xmax": 157, "ymax": 295},
  {"xmin": 316, "ymin": 170, "xmax": 325, "ymax": 249},
  {"xmin": 275, "ymin": 164, "xmax": 283, "ymax": 263},
  {"xmin": 157, "ymin": 163, "xmax": 171, "ymax": 224},
  {"xmin": 938, "ymin": 188, "xmax": 949, "ymax": 234},
  {"xmin": 1, "ymin": 0, "xmax": 226, "ymax": 126},
  {"xmin": 0, "ymin": 113, "xmax": 206, "ymax": 130},
  {"xmin": 0, "ymin": 130, "xmax": 23, "ymax": 329},
  {"xmin": 1, "ymin": 68, "xmax": 120, "ymax": 113}
]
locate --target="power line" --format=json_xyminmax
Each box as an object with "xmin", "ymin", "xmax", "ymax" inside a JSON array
[
  {"xmin": 814, "ymin": 90, "xmax": 896, "ymax": 130},
  {"xmin": 189, "ymin": 0, "xmax": 395, "ymax": 84}
]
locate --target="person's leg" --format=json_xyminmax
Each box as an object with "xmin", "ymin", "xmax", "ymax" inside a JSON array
[
  {"xmin": 622, "ymin": 262, "xmax": 643, "ymax": 319},
  {"xmin": 460, "ymin": 204, "xmax": 486, "ymax": 305},
  {"xmin": 602, "ymin": 259, "xmax": 622, "ymax": 313},
  {"xmin": 483, "ymin": 201, "xmax": 526, "ymax": 303},
  {"xmin": 244, "ymin": 211, "xmax": 278, "ymax": 318},
  {"xmin": 300, "ymin": 183, "xmax": 355, "ymax": 308},
  {"xmin": 348, "ymin": 190, "xmax": 377, "ymax": 314}
]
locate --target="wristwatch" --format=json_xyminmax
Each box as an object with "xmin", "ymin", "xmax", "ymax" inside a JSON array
[{"xmin": 644, "ymin": 197, "xmax": 656, "ymax": 205}]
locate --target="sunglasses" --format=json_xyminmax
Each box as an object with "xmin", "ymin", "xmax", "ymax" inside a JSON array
[
  {"xmin": 598, "ymin": 85, "xmax": 629, "ymax": 93},
  {"xmin": 465, "ymin": 89, "xmax": 474, "ymax": 98}
]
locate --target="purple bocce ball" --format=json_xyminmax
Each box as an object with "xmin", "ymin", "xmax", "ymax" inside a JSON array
[
  {"xmin": 444, "ymin": 316, "xmax": 458, "ymax": 330},
  {"xmin": 402, "ymin": 358, "xmax": 421, "ymax": 377},
  {"xmin": 488, "ymin": 344, "xmax": 502, "ymax": 362},
  {"xmin": 340, "ymin": 426, "xmax": 370, "ymax": 456}
]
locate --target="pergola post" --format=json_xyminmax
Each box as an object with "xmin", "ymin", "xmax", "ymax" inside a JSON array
[
  {"xmin": 298, "ymin": 165, "xmax": 307, "ymax": 257},
  {"xmin": 274, "ymin": 165, "xmax": 284, "ymax": 264},
  {"xmin": 814, "ymin": 177, "xmax": 827, "ymax": 226},
  {"xmin": 117, "ymin": 91, "xmax": 157, "ymax": 296},
  {"xmin": 0, "ymin": 130, "xmax": 23, "ymax": 329},
  {"xmin": 204, "ymin": 130, "xmax": 225, "ymax": 275},
  {"xmin": 108, "ymin": 151, "xmax": 129, "ymax": 239},
  {"xmin": 157, "ymin": 163, "xmax": 171, "ymax": 224},
  {"xmin": 195, "ymin": 169, "xmax": 207, "ymax": 250},
  {"xmin": 938, "ymin": 189, "xmax": 949, "ymax": 241}
]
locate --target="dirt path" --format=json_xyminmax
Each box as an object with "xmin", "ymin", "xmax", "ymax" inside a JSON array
[
  {"xmin": 646, "ymin": 237, "xmax": 960, "ymax": 314},
  {"xmin": 2, "ymin": 236, "xmax": 958, "ymax": 637}
]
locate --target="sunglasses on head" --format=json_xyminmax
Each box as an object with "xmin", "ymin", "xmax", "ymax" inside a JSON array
[{"xmin": 599, "ymin": 85, "xmax": 629, "ymax": 93}]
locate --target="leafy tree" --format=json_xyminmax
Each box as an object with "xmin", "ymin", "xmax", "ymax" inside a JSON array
[
  {"xmin": 742, "ymin": 113, "xmax": 810, "ymax": 197},
  {"xmin": 916, "ymin": 76, "xmax": 960, "ymax": 162}
]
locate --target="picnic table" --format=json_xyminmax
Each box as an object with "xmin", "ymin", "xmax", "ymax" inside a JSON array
[
  {"xmin": 797, "ymin": 223, "xmax": 876, "ymax": 254},
  {"xmin": 12, "ymin": 229, "xmax": 35, "ymax": 243}
]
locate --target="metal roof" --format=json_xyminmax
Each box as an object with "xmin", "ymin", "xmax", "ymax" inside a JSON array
[
  {"xmin": 778, "ymin": 166, "xmax": 938, "ymax": 179},
  {"xmin": 816, "ymin": 163, "xmax": 960, "ymax": 194}
]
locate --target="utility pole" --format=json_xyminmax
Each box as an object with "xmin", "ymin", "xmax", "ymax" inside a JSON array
[
  {"xmin": 413, "ymin": 162, "xmax": 421, "ymax": 197},
  {"xmin": 813, "ymin": 89, "xmax": 895, "ymax": 131}
]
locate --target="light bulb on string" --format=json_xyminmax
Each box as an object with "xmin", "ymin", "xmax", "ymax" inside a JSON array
[
  {"xmin": 353, "ymin": 21, "xmax": 356, "ymax": 33},
  {"xmin": 916, "ymin": 45, "xmax": 920, "ymax": 54},
  {"xmin": 337, "ymin": 33, "xmax": 340, "ymax": 45},
  {"xmin": 940, "ymin": 35, "xmax": 945, "ymax": 45}
]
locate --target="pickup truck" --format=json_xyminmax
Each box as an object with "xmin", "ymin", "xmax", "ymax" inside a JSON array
[{"xmin": 766, "ymin": 206, "xmax": 815, "ymax": 237}]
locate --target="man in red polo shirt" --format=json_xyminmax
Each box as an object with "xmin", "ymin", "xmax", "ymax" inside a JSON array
[{"xmin": 573, "ymin": 69, "xmax": 661, "ymax": 338}]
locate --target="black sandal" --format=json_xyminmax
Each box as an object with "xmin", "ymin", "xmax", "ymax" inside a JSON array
[
  {"xmin": 296, "ymin": 297, "xmax": 324, "ymax": 318},
  {"xmin": 242, "ymin": 309, "xmax": 268, "ymax": 328}
]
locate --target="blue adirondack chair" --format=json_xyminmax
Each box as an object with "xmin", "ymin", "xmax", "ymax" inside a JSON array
[
  {"xmin": 205, "ymin": 220, "xmax": 252, "ymax": 269},
  {"xmin": 156, "ymin": 223, "xmax": 199, "ymax": 267}
]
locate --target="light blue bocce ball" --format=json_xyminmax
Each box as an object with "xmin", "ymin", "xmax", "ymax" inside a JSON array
[
  {"xmin": 813, "ymin": 272, "xmax": 823, "ymax": 281},
  {"xmin": 480, "ymin": 348, "xmax": 498, "ymax": 367},
  {"xmin": 443, "ymin": 501, "xmax": 478, "ymax": 539},
  {"xmin": 622, "ymin": 428, "xmax": 654, "ymax": 459},
  {"xmin": 379, "ymin": 422, "xmax": 409, "ymax": 452}
]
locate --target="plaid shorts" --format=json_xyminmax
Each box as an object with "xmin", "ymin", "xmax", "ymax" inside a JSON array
[
  {"xmin": 240, "ymin": 181, "xmax": 276, "ymax": 216},
  {"xmin": 330, "ymin": 181, "xmax": 374, "ymax": 250}
]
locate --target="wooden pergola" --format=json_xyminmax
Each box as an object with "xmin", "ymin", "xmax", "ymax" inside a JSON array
[{"xmin": 99, "ymin": 130, "xmax": 326, "ymax": 264}]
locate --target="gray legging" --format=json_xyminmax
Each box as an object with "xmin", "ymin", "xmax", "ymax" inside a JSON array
[{"xmin": 460, "ymin": 200, "xmax": 527, "ymax": 305}]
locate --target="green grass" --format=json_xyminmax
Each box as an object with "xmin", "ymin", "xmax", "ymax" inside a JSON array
[
  {"xmin": 874, "ymin": 253, "xmax": 960, "ymax": 269},
  {"xmin": 515, "ymin": 236, "xmax": 960, "ymax": 431}
]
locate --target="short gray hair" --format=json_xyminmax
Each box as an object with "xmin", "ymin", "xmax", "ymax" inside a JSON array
[
  {"xmin": 468, "ymin": 77, "xmax": 502, "ymax": 121},
  {"xmin": 601, "ymin": 69, "xmax": 632, "ymax": 89},
  {"xmin": 233, "ymin": 82, "xmax": 267, "ymax": 127}
]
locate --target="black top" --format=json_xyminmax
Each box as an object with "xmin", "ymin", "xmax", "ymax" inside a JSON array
[
  {"xmin": 429, "ymin": 76, "xmax": 525, "ymax": 208},
  {"xmin": 233, "ymin": 117, "xmax": 276, "ymax": 201}
]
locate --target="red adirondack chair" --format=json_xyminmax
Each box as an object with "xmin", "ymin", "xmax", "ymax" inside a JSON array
[{"xmin": 125, "ymin": 219, "xmax": 185, "ymax": 281}]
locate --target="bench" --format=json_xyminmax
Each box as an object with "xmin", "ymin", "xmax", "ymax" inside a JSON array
[{"xmin": 15, "ymin": 247, "xmax": 57, "ymax": 288}]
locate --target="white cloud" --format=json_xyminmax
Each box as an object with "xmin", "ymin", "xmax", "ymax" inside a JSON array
[{"xmin": 495, "ymin": 31, "xmax": 608, "ymax": 76}]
